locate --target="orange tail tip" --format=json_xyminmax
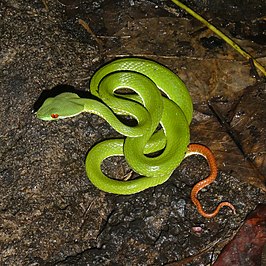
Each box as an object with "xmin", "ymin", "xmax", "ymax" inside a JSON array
[{"xmin": 187, "ymin": 144, "xmax": 236, "ymax": 218}]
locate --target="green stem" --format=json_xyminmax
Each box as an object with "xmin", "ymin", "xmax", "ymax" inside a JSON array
[{"xmin": 170, "ymin": 0, "xmax": 266, "ymax": 76}]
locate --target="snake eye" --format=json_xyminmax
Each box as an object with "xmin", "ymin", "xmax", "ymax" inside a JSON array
[{"xmin": 51, "ymin": 114, "xmax": 59, "ymax": 119}]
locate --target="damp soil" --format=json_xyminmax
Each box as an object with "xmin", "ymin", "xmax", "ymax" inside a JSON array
[{"xmin": 0, "ymin": 0, "xmax": 265, "ymax": 265}]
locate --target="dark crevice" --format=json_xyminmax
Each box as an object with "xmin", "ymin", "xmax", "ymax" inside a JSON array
[{"xmin": 208, "ymin": 100, "xmax": 265, "ymax": 180}]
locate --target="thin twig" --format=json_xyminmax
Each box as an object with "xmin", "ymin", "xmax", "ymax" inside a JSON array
[
  {"xmin": 208, "ymin": 100, "xmax": 265, "ymax": 183},
  {"xmin": 78, "ymin": 18, "xmax": 104, "ymax": 47},
  {"xmin": 170, "ymin": 0, "xmax": 266, "ymax": 76},
  {"xmin": 42, "ymin": 0, "xmax": 49, "ymax": 11},
  {"xmin": 79, "ymin": 200, "xmax": 94, "ymax": 229}
]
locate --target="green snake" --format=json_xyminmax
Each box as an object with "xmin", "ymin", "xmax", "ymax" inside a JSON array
[
  {"xmin": 36, "ymin": 58, "xmax": 193, "ymax": 194},
  {"xmin": 37, "ymin": 58, "xmax": 237, "ymax": 218}
]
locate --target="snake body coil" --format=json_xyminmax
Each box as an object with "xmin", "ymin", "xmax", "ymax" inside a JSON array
[
  {"xmin": 37, "ymin": 58, "xmax": 237, "ymax": 218},
  {"xmin": 37, "ymin": 58, "xmax": 192, "ymax": 194}
]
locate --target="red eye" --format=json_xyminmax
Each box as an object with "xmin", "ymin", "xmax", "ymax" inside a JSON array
[{"xmin": 51, "ymin": 114, "xmax": 59, "ymax": 118}]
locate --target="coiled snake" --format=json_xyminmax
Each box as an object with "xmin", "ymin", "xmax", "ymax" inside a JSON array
[{"xmin": 37, "ymin": 58, "xmax": 235, "ymax": 218}]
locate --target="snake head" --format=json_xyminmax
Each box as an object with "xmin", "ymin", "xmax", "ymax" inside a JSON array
[{"xmin": 36, "ymin": 92, "xmax": 85, "ymax": 121}]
